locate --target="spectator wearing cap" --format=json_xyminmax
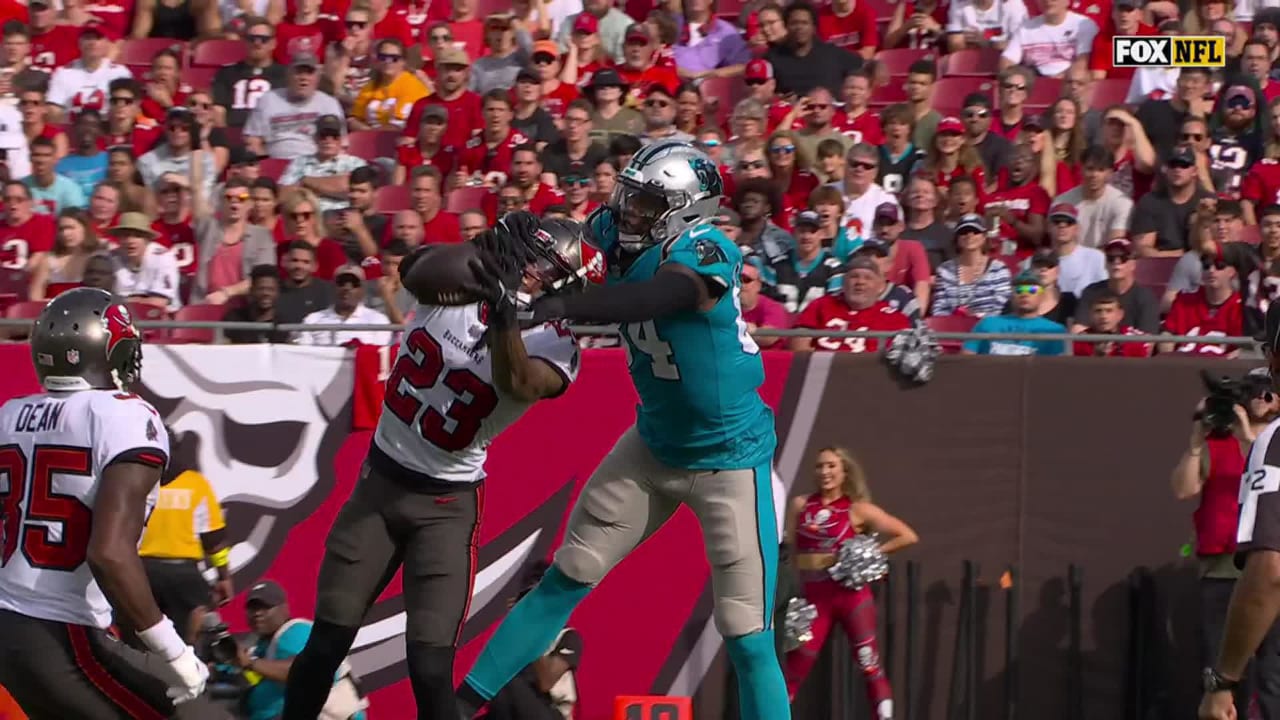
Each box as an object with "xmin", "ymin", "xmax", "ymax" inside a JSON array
[
  {"xmin": 236, "ymin": 580, "xmax": 369, "ymax": 720},
  {"xmin": 398, "ymin": 48, "xmax": 483, "ymax": 154},
  {"xmin": 584, "ymin": 68, "xmax": 645, "ymax": 141},
  {"xmin": 1087, "ymin": 0, "xmax": 1152, "ymax": 84},
  {"xmin": 991, "ymin": 66, "xmax": 1034, "ymax": 140},
  {"xmin": 1134, "ymin": 67, "xmax": 1215, "ymax": 159},
  {"xmin": 961, "ymin": 93, "xmax": 1013, "ymax": 178},
  {"xmin": 224, "ymin": 147, "xmax": 265, "ymax": 194},
  {"xmin": 557, "ymin": 0, "xmax": 632, "ymax": 63},
  {"xmin": 1053, "ymin": 144, "xmax": 1135, "ymax": 249},
  {"xmin": 830, "ymin": 142, "xmax": 900, "ymax": 240},
  {"xmin": 741, "ymin": 59, "xmax": 796, "ymax": 133},
  {"xmin": 190, "ymin": 168, "xmax": 277, "ymax": 305},
  {"xmin": 212, "ymin": 16, "xmax": 288, "ymax": 129},
  {"xmin": 298, "ymin": 263, "xmax": 392, "ymax": 346},
  {"xmin": 101, "ymin": 78, "xmax": 162, "ymax": 159},
  {"xmin": 278, "ymin": 114, "xmax": 369, "ymax": 214},
  {"xmin": 1071, "ymin": 291, "xmax": 1151, "ymax": 356},
  {"xmin": 791, "ymin": 256, "xmax": 913, "ymax": 352},
  {"xmin": 768, "ymin": 209, "xmax": 845, "ymax": 313},
  {"xmin": 527, "ymin": 40, "xmax": 579, "ymax": 119},
  {"xmin": 151, "ymin": 172, "xmax": 198, "ymax": 279},
  {"xmin": 1160, "ymin": 242, "xmax": 1246, "ymax": 356},
  {"xmin": 137, "ymin": 108, "xmax": 217, "ymax": 201},
  {"xmin": 470, "ymin": 12, "xmax": 534, "ymax": 95},
  {"xmin": 455, "ymin": 90, "xmax": 531, "ymax": 186},
  {"xmin": 900, "ymin": 174, "xmax": 954, "ymax": 270},
  {"xmin": 109, "ymin": 210, "xmax": 181, "ymax": 312},
  {"xmin": 613, "ymin": 24, "xmax": 680, "ymax": 106},
  {"xmin": 932, "ymin": 213, "xmax": 1014, "ymax": 316},
  {"xmin": 639, "ymin": 83, "xmax": 695, "ymax": 145},
  {"xmin": 962, "ymin": 270, "xmax": 1069, "ymax": 355},
  {"xmin": 998, "ymin": 0, "xmax": 1097, "ymax": 78},
  {"xmin": 512, "ymin": 67, "xmax": 562, "ymax": 148},
  {"xmin": 244, "ymin": 52, "xmax": 345, "ymax": 160},
  {"xmin": 223, "ymin": 265, "xmax": 292, "ymax": 344},
  {"xmin": 1164, "ymin": 198, "xmax": 1247, "ymax": 310},
  {"xmin": 867, "ymin": 202, "xmax": 931, "ymax": 306},
  {"xmin": 735, "ymin": 177, "xmax": 796, "ymax": 268},
  {"xmin": 791, "ymin": 87, "xmax": 855, "ymax": 162},
  {"xmin": 738, "ymin": 252, "xmax": 792, "ymax": 348},
  {"xmin": 46, "ymin": 25, "xmax": 131, "ymax": 123},
  {"xmin": 23, "ymin": 136, "xmax": 86, "ymax": 214},
  {"xmin": 1046, "ymin": 202, "xmax": 1107, "ymax": 295},
  {"xmin": 945, "ymin": 0, "xmax": 1030, "ymax": 53},
  {"xmin": 349, "ymin": 38, "xmax": 428, "ymax": 131},
  {"xmin": 562, "ymin": 14, "xmax": 609, "ymax": 88},
  {"xmin": 851, "ymin": 239, "xmax": 923, "ymax": 320},
  {"xmin": 56, "ymin": 109, "xmax": 108, "ymax": 200},
  {"xmin": 1075, "ymin": 237, "xmax": 1161, "ymax": 333},
  {"xmin": 876, "ymin": 104, "xmax": 924, "ymax": 196},
  {"xmin": 1208, "ymin": 81, "xmax": 1265, "ymax": 194},
  {"xmin": 915, "ymin": 115, "xmax": 990, "ymax": 198},
  {"xmin": 394, "ymin": 105, "xmax": 458, "ymax": 185},
  {"xmin": 767, "ymin": 2, "xmax": 864, "ymax": 97},
  {"xmin": 713, "ymin": 207, "xmax": 742, "ymax": 243},
  {"xmin": 543, "ymin": 99, "xmax": 609, "ymax": 182},
  {"xmin": 1131, "ymin": 144, "xmax": 1216, "ymax": 257},
  {"xmin": 985, "ymin": 144, "xmax": 1049, "ymax": 255},
  {"xmin": 673, "ymin": 0, "xmax": 752, "ymax": 80},
  {"xmin": 1020, "ymin": 249, "xmax": 1077, "ymax": 324}
]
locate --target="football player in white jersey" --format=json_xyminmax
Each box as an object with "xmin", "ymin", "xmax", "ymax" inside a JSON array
[
  {"xmin": 282, "ymin": 215, "xmax": 605, "ymax": 720},
  {"xmin": 0, "ymin": 287, "xmax": 220, "ymax": 719}
]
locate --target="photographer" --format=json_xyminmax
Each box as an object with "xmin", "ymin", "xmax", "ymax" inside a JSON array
[
  {"xmin": 233, "ymin": 581, "xmax": 367, "ymax": 720},
  {"xmin": 1180, "ymin": 368, "xmax": 1280, "ymax": 719}
]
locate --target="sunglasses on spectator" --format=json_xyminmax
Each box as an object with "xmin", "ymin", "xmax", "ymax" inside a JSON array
[
  {"xmin": 336, "ymin": 277, "xmax": 362, "ymax": 287},
  {"xmin": 247, "ymin": 33, "xmax": 273, "ymax": 43},
  {"xmin": 532, "ymin": 53, "xmax": 556, "ymax": 64},
  {"xmin": 848, "ymin": 160, "xmax": 877, "ymax": 170},
  {"xmin": 318, "ymin": 131, "xmax": 341, "ymax": 140},
  {"xmin": 1013, "ymin": 284, "xmax": 1041, "ymax": 295},
  {"xmin": 1226, "ymin": 95, "xmax": 1254, "ymax": 110},
  {"xmin": 697, "ymin": 139, "xmax": 721, "ymax": 149},
  {"xmin": 290, "ymin": 210, "xmax": 314, "ymax": 220},
  {"xmin": 429, "ymin": 33, "xmax": 452, "ymax": 42},
  {"xmin": 1001, "ymin": 82, "xmax": 1026, "ymax": 91},
  {"xmin": 645, "ymin": 98, "xmax": 671, "ymax": 108},
  {"xmin": 964, "ymin": 109, "xmax": 988, "ymax": 119},
  {"xmin": 738, "ymin": 160, "xmax": 767, "ymax": 170},
  {"xmin": 745, "ymin": 78, "xmax": 766, "ymax": 86},
  {"xmin": 166, "ymin": 124, "xmax": 189, "ymax": 132},
  {"xmin": 378, "ymin": 52, "xmax": 403, "ymax": 62},
  {"xmin": 225, "ymin": 192, "xmax": 249, "ymax": 202},
  {"xmin": 740, "ymin": 273, "xmax": 758, "ymax": 283},
  {"xmin": 562, "ymin": 176, "xmax": 590, "ymax": 186},
  {"xmin": 1168, "ymin": 160, "xmax": 1195, "ymax": 169},
  {"xmin": 1105, "ymin": 253, "xmax": 1131, "ymax": 264},
  {"xmin": 109, "ymin": 95, "xmax": 135, "ymax": 105},
  {"xmin": 770, "ymin": 145, "xmax": 796, "ymax": 155},
  {"xmin": 189, "ymin": 101, "xmax": 211, "ymax": 109},
  {"xmin": 2, "ymin": 194, "xmax": 26, "ymax": 203},
  {"xmin": 1201, "ymin": 258, "xmax": 1229, "ymax": 271},
  {"xmin": 346, "ymin": 20, "xmax": 367, "ymax": 28},
  {"xmin": 1180, "ymin": 132, "xmax": 1204, "ymax": 141},
  {"xmin": 807, "ymin": 103, "xmax": 830, "ymax": 111}
]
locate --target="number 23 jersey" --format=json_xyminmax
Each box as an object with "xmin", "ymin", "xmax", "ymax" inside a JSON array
[
  {"xmin": 374, "ymin": 304, "xmax": 580, "ymax": 484},
  {"xmin": 0, "ymin": 390, "xmax": 169, "ymax": 629},
  {"xmin": 609, "ymin": 225, "xmax": 776, "ymax": 471}
]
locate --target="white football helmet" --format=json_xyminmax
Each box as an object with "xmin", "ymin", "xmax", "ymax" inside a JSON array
[{"xmin": 609, "ymin": 140, "xmax": 725, "ymax": 252}]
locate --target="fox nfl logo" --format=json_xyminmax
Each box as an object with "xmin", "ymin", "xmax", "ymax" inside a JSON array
[{"xmin": 1112, "ymin": 35, "xmax": 1226, "ymax": 67}]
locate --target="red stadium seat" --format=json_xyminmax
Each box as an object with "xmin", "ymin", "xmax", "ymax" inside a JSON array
[
  {"xmin": 120, "ymin": 38, "xmax": 185, "ymax": 67},
  {"xmin": 925, "ymin": 314, "xmax": 979, "ymax": 354},
  {"xmin": 1239, "ymin": 225, "xmax": 1261, "ymax": 245},
  {"xmin": 128, "ymin": 302, "xmax": 169, "ymax": 341},
  {"xmin": 698, "ymin": 76, "xmax": 746, "ymax": 126},
  {"xmin": 4, "ymin": 300, "xmax": 44, "ymax": 319},
  {"xmin": 223, "ymin": 126, "xmax": 243, "ymax": 147},
  {"xmin": 259, "ymin": 158, "xmax": 289, "ymax": 181},
  {"xmin": 1026, "ymin": 77, "xmax": 1064, "ymax": 107},
  {"xmin": 347, "ymin": 130, "xmax": 399, "ymax": 159},
  {"xmin": 1089, "ymin": 78, "xmax": 1131, "ymax": 110},
  {"xmin": 870, "ymin": 81, "xmax": 909, "ymax": 107},
  {"xmin": 876, "ymin": 48, "xmax": 938, "ymax": 78},
  {"xmin": 0, "ymin": 293, "xmax": 16, "ymax": 315},
  {"xmin": 184, "ymin": 67, "xmax": 219, "ymax": 93},
  {"xmin": 166, "ymin": 304, "xmax": 227, "ymax": 344},
  {"xmin": 0, "ymin": 268, "xmax": 28, "ymax": 297},
  {"xmin": 1135, "ymin": 256, "xmax": 1179, "ymax": 299},
  {"xmin": 941, "ymin": 48, "xmax": 1001, "ymax": 78},
  {"xmin": 191, "ymin": 39, "xmax": 247, "ymax": 68},
  {"xmin": 446, "ymin": 185, "xmax": 491, "ymax": 214},
  {"xmin": 863, "ymin": 0, "xmax": 895, "ymax": 21},
  {"xmin": 373, "ymin": 185, "xmax": 411, "ymax": 213},
  {"xmin": 935, "ymin": 77, "xmax": 997, "ymax": 105},
  {"xmin": 126, "ymin": 63, "xmax": 153, "ymax": 79}
]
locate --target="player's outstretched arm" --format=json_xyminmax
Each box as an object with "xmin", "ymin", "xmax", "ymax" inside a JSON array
[
  {"xmin": 88, "ymin": 460, "xmax": 169, "ymax": 635},
  {"xmin": 532, "ymin": 264, "xmax": 713, "ymax": 324},
  {"xmin": 489, "ymin": 297, "xmax": 569, "ymax": 402}
]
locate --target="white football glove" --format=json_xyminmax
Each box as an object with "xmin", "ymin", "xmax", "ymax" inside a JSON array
[{"xmin": 160, "ymin": 645, "xmax": 209, "ymax": 704}]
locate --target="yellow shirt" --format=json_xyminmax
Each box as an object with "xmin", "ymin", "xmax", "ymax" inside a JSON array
[
  {"xmin": 139, "ymin": 470, "xmax": 226, "ymax": 561},
  {"xmin": 352, "ymin": 72, "xmax": 430, "ymax": 130}
]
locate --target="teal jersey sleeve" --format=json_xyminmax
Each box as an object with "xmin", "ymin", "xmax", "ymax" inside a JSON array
[
  {"xmin": 963, "ymin": 317, "xmax": 994, "ymax": 354},
  {"xmin": 831, "ymin": 228, "xmax": 863, "ymax": 263},
  {"xmin": 660, "ymin": 225, "xmax": 741, "ymax": 291},
  {"xmin": 271, "ymin": 622, "xmax": 311, "ymax": 659}
]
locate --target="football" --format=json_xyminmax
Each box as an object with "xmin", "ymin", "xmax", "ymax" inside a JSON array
[{"xmin": 401, "ymin": 242, "xmax": 490, "ymax": 306}]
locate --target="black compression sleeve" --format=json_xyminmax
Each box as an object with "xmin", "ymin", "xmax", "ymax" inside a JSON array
[{"xmin": 539, "ymin": 268, "xmax": 703, "ymax": 324}]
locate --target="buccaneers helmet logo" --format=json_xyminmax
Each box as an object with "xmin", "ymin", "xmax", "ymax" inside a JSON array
[{"xmin": 102, "ymin": 304, "xmax": 138, "ymax": 359}]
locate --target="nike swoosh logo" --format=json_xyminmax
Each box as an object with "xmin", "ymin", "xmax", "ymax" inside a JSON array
[{"xmin": 435, "ymin": 496, "xmax": 458, "ymax": 504}]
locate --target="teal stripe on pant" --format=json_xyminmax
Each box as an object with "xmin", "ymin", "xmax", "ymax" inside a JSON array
[{"xmin": 754, "ymin": 461, "xmax": 779, "ymax": 630}]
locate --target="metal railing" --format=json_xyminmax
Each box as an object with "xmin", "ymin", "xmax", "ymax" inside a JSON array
[{"xmin": 0, "ymin": 317, "xmax": 1262, "ymax": 347}]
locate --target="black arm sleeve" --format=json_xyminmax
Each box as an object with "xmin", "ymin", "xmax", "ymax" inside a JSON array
[{"xmin": 536, "ymin": 268, "xmax": 703, "ymax": 324}]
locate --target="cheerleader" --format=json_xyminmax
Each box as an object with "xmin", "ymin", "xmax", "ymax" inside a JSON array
[{"xmin": 784, "ymin": 447, "xmax": 919, "ymax": 718}]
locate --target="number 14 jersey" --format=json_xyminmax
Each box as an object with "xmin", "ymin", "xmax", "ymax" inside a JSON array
[
  {"xmin": 374, "ymin": 304, "xmax": 580, "ymax": 484},
  {"xmin": 0, "ymin": 390, "xmax": 169, "ymax": 629}
]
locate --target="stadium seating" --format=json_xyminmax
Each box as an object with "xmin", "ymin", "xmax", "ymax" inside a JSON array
[
  {"xmin": 1025, "ymin": 77, "xmax": 1064, "ymax": 109},
  {"xmin": 877, "ymin": 48, "xmax": 938, "ymax": 78},
  {"xmin": 259, "ymin": 158, "xmax": 290, "ymax": 181},
  {"xmin": 1089, "ymin": 78, "xmax": 1131, "ymax": 110},
  {"xmin": 940, "ymin": 48, "xmax": 1001, "ymax": 77},
  {"xmin": 184, "ymin": 67, "xmax": 219, "ymax": 93},
  {"xmin": 4, "ymin": 301, "xmax": 44, "ymax": 319},
  {"xmin": 120, "ymin": 38, "xmax": 185, "ymax": 67},
  {"xmin": 1136, "ymin": 257, "xmax": 1179, "ymax": 299},
  {"xmin": 935, "ymin": 77, "xmax": 997, "ymax": 105},
  {"xmin": 191, "ymin": 39, "xmax": 246, "ymax": 68},
  {"xmin": 128, "ymin": 302, "xmax": 169, "ymax": 341},
  {"xmin": 447, "ymin": 186, "xmax": 490, "ymax": 214},
  {"xmin": 925, "ymin": 314, "xmax": 979, "ymax": 354},
  {"xmin": 167, "ymin": 304, "xmax": 228, "ymax": 344},
  {"xmin": 347, "ymin": 131, "xmax": 400, "ymax": 160},
  {"xmin": 373, "ymin": 185, "xmax": 412, "ymax": 213}
]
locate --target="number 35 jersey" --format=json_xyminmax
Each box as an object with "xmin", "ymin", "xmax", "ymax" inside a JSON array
[
  {"xmin": 610, "ymin": 225, "xmax": 776, "ymax": 471},
  {"xmin": 0, "ymin": 390, "xmax": 169, "ymax": 629},
  {"xmin": 374, "ymin": 304, "xmax": 580, "ymax": 484}
]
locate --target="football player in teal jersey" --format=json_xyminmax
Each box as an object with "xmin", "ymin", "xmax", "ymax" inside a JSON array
[{"xmin": 458, "ymin": 140, "xmax": 788, "ymax": 720}]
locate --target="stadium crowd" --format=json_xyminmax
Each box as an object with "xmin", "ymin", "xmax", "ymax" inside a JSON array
[{"xmin": 0, "ymin": 0, "xmax": 1273, "ymax": 356}]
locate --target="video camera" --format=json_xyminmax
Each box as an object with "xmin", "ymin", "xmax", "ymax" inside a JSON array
[
  {"xmin": 1196, "ymin": 369, "xmax": 1274, "ymax": 437},
  {"xmin": 197, "ymin": 611, "xmax": 241, "ymax": 666}
]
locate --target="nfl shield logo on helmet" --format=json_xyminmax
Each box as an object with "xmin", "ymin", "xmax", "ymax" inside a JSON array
[{"xmin": 65, "ymin": 349, "xmax": 79, "ymax": 365}]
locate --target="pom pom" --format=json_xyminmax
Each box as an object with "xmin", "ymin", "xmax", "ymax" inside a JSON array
[
  {"xmin": 885, "ymin": 323, "xmax": 941, "ymax": 384},
  {"xmin": 827, "ymin": 534, "xmax": 890, "ymax": 590},
  {"xmin": 782, "ymin": 597, "xmax": 818, "ymax": 652}
]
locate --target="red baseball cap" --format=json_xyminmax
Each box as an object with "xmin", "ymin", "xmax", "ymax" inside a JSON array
[
  {"xmin": 1048, "ymin": 203, "xmax": 1078, "ymax": 222},
  {"xmin": 572, "ymin": 13, "xmax": 599, "ymax": 34},
  {"xmin": 744, "ymin": 59, "xmax": 773, "ymax": 82},
  {"xmin": 936, "ymin": 116, "xmax": 964, "ymax": 135}
]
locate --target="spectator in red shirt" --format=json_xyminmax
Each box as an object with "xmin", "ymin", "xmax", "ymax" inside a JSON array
[
  {"xmin": 150, "ymin": 172, "xmax": 197, "ymax": 277},
  {"xmin": 558, "ymin": 171, "xmax": 596, "ymax": 221},
  {"xmin": 816, "ymin": 0, "xmax": 878, "ymax": 58},
  {"xmin": 1072, "ymin": 291, "xmax": 1151, "ymax": 356},
  {"xmin": 249, "ymin": 177, "xmax": 286, "ymax": 244},
  {"xmin": 0, "ymin": 179, "xmax": 55, "ymax": 271},
  {"xmin": 276, "ymin": 0, "xmax": 340, "ymax": 64},
  {"xmin": 368, "ymin": 0, "xmax": 415, "ymax": 46},
  {"xmin": 17, "ymin": 72, "xmax": 68, "ymax": 159},
  {"xmin": 835, "ymin": 68, "xmax": 882, "ymax": 145},
  {"xmin": 454, "ymin": 88, "xmax": 528, "ymax": 187},
  {"xmin": 411, "ymin": 165, "xmax": 461, "ymax": 244},
  {"xmin": 444, "ymin": 0, "xmax": 485, "ymax": 59},
  {"xmin": 1045, "ymin": 97, "xmax": 1085, "ymax": 194},
  {"xmin": 1097, "ymin": 106, "xmax": 1156, "ymax": 199},
  {"xmin": 1241, "ymin": 40, "xmax": 1280, "ymax": 104},
  {"xmin": 1160, "ymin": 242, "xmax": 1246, "ymax": 357},
  {"xmin": 532, "ymin": 42, "xmax": 579, "ymax": 120},
  {"xmin": 740, "ymin": 251, "xmax": 792, "ymax": 347},
  {"xmin": 915, "ymin": 115, "xmax": 989, "ymax": 197},
  {"xmin": 28, "ymin": 0, "xmax": 80, "ymax": 72},
  {"xmin": 102, "ymin": 78, "xmax": 162, "ymax": 157},
  {"xmin": 402, "ymin": 46, "xmax": 482, "ymax": 152},
  {"xmin": 279, "ymin": 188, "xmax": 347, "ymax": 280},
  {"xmin": 140, "ymin": 48, "xmax": 189, "ymax": 123},
  {"xmin": 564, "ymin": 13, "xmax": 612, "ymax": 89},
  {"xmin": 483, "ymin": 143, "xmax": 564, "ymax": 221},
  {"xmin": 1088, "ymin": 0, "xmax": 1152, "ymax": 82},
  {"xmin": 986, "ymin": 143, "xmax": 1050, "ymax": 255},
  {"xmin": 790, "ymin": 256, "xmax": 914, "ymax": 352},
  {"xmin": 394, "ymin": 105, "xmax": 456, "ymax": 185},
  {"xmin": 87, "ymin": 180, "xmax": 123, "ymax": 236},
  {"xmin": 768, "ymin": 129, "xmax": 818, "ymax": 222},
  {"xmin": 871, "ymin": 202, "xmax": 932, "ymax": 307},
  {"xmin": 615, "ymin": 23, "xmax": 680, "ymax": 106},
  {"xmin": 740, "ymin": 59, "xmax": 793, "ymax": 133}
]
